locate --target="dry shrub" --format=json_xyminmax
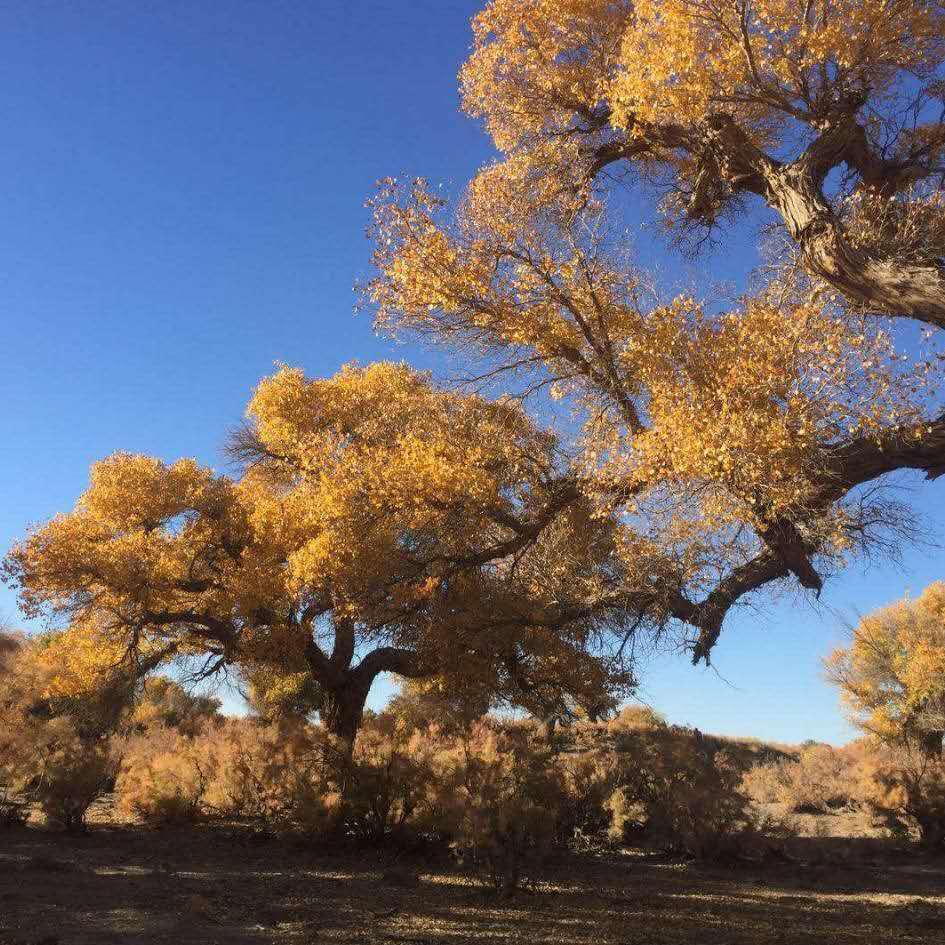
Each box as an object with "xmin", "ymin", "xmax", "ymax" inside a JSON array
[
  {"xmin": 741, "ymin": 758, "xmax": 788, "ymax": 805},
  {"xmin": 385, "ymin": 680, "xmax": 490, "ymax": 735},
  {"xmin": 606, "ymin": 705, "xmax": 666, "ymax": 735},
  {"xmin": 342, "ymin": 714, "xmax": 438, "ymax": 842},
  {"xmin": 0, "ymin": 642, "xmax": 117, "ymax": 832},
  {"xmin": 425, "ymin": 720, "xmax": 566, "ymax": 894},
  {"xmin": 32, "ymin": 726, "xmax": 114, "ymax": 831},
  {"xmin": 742, "ymin": 743, "xmax": 859, "ymax": 814},
  {"xmin": 116, "ymin": 718, "xmax": 342, "ymax": 832},
  {"xmin": 0, "ymin": 630, "xmax": 22, "ymax": 671},
  {"xmin": 206, "ymin": 719, "xmax": 342, "ymax": 834},
  {"xmin": 116, "ymin": 725, "xmax": 218, "ymax": 825},
  {"xmin": 858, "ymin": 742, "xmax": 945, "ymax": 849},
  {"xmin": 610, "ymin": 725, "xmax": 755, "ymax": 860},
  {"xmin": 557, "ymin": 746, "xmax": 621, "ymax": 846}
]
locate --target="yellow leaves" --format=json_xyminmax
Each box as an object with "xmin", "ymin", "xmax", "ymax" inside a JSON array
[
  {"xmin": 30, "ymin": 624, "xmax": 131, "ymax": 705},
  {"xmin": 245, "ymin": 362, "xmax": 554, "ymax": 605},
  {"xmin": 366, "ymin": 167, "xmax": 921, "ymax": 555},
  {"xmin": 611, "ymin": 0, "xmax": 732, "ymax": 131},
  {"xmin": 586, "ymin": 295, "xmax": 920, "ymax": 534},
  {"xmin": 460, "ymin": 0, "xmax": 945, "ymax": 209},
  {"xmin": 5, "ymin": 450, "xmax": 256, "ymax": 650},
  {"xmin": 827, "ymin": 582, "xmax": 945, "ymax": 745},
  {"xmin": 461, "ymin": 0, "xmax": 624, "ymax": 153},
  {"xmin": 7, "ymin": 357, "xmax": 575, "ymax": 684},
  {"xmin": 80, "ymin": 453, "xmax": 224, "ymax": 531}
]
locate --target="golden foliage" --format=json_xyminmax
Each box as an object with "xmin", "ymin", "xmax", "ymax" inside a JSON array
[
  {"xmin": 826, "ymin": 582, "xmax": 945, "ymax": 746},
  {"xmin": 368, "ymin": 176, "xmax": 929, "ymax": 581},
  {"xmin": 461, "ymin": 0, "xmax": 945, "ymax": 154},
  {"xmin": 5, "ymin": 362, "xmax": 633, "ymax": 736}
]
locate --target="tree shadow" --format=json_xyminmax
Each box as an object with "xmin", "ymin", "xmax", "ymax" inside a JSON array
[{"xmin": 0, "ymin": 825, "xmax": 943, "ymax": 945}]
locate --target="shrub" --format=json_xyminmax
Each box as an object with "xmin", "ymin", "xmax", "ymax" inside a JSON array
[
  {"xmin": 612, "ymin": 725, "xmax": 755, "ymax": 860},
  {"xmin": 426, "ymin": 720, "xmax": 566, "ymax": 894},
  {"xmin": 32, "ymin": 726, "xmax": 115, "ymax": 832},
  {"xmin": 116, "ymin": 718, "xmax": 343, "ymax": 832},
  {"xmin": 858, "ymin": 742, "xmax": 945, "ymax": 849},
  {"xmin": 115, "ymin": 725, "xmax": 217, "ymax": 825},
  {"xmin": 341, "ymin": 714, "xmax": 438, "ymax": 842},
  {"xmin": 205, "ymin": 719, "xmax": 342, "ymax": 834},
  {"xmin": 606, "ymin": 705, "xmax": 666, "ymax": 735},
  {"xmin": 385, "ymin": 680, "xmax": 490, "ymax": 735},
  {"xmin": 557, "ymin": 746, "xmax": 621, "ymax": 846},
  {"xmin": 742, "ymin": 743, "xmax": 858, "ymax": 814},
  {"xmin": 1, "ymin": 647, "xmax": 116, "ymax": 832},
  {"xmin": 128, "ymin": 677, "xmax": 222, "ymax": 737}
]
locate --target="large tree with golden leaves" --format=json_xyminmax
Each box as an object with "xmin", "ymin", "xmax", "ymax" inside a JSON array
[
  {"xmin": 366, "ymin": 0, "xmax": 945, "ymax": 662},
  {"xmin": 5, "ymin": 364, "xmax": 635, "ymax": 741},
  {"xmin": 9, "ymin": 1, "xmax": 945, "ymax": 735}
]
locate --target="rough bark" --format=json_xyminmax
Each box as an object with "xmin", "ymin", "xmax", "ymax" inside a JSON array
[
  {"xmin": 592, "ymin": 112, "xmax": 945, "ymax": 328},
  {"xmin": 318, "ymin": 683, "xmax": 373, "ymax": 745},
  {"xmin": 306, "ymin": 630, "xmax": 427, "ymax": 744}
]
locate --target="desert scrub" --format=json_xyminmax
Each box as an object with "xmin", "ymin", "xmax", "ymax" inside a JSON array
[
  {"xmin": 340, "ymin": 714, "xmax": 438, "ymax": 842},
  {"xmin": 610, "ymin": 724, "xmax": 755, "ymax": 860},
  {"xmin": 116, "ymin": 725, "xmax": 217, "ymax": 825},
  {"xmin": 425, "ymin": 720, "xmax": 566, "ymax": 894},
  {"xmin": 857, "ymin": 741, "xmax": 945, "ymax": 849},
  {"xmin": 205, "ymin": 719, "xmax": 342, "ymax": 834},
  {"xmin": 742, "ymin": 743, "xmax": 859, "ymax": 814}
]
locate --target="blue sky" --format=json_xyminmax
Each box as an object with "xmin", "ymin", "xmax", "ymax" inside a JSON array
[{"xmin": 1, "ymin": 0, "xmax": 942, "ymax": 745}]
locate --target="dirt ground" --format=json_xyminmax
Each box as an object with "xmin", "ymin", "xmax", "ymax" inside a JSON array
[{"xmin": 2, "ymin": 805, "xmax": 944, "ymax": 945}]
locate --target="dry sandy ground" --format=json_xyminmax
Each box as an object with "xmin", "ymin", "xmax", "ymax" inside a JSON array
[{"xmin": 2, "ymin": 819, "xmax": 945, "ymax": 945}]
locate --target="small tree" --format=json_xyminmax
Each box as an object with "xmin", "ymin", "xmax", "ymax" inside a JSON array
[
  {"xmin": 0, "ymin": 626, "xmax": 145, "ymax": 831},
  {"xmin": 826, "ymin": 583, "xmax": 945, "ymax": 847},
  {"xmin": 826, "ymin": 582, "xmax": 945, "ymax": 754}
]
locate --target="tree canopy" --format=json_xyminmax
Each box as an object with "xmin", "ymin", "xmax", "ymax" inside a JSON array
[
  {"xmin": 826, "ymin": 581, "xmax": 945, "ymax": 754},
  {"xmin": 5, "ymin": 364, "xmax": 635, "ymax": 739},
  {"xmin": 365, "ymin": 0, "xmax": 945, "ymax": 661},
  {"xmin": 8, "ymin": 0, "xmax": 945, "ymax": 736}
]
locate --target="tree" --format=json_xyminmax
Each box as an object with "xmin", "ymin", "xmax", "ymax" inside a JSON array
[
  {"xmin": 826, "ymin": 582, "xmax": 945, "ymax": 756},
  {"xmin": 365, "ymin": 0, "xmax": 945, "ymax": 661},
  {"xmin": 5, "ymin": 363, "xmax": 635, "ymax": 742},
  {"xmin": 826, "ymin": 583, "xmax": 945, "ymax": 847},
  {"xmin": 0, "ymin": 625, "xmax": 146, "ymax": 831}
]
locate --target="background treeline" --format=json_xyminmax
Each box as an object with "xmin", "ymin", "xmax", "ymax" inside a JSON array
[{"xmin": 3, "ymin": 621, "xmax": 944, "ymax": 894}]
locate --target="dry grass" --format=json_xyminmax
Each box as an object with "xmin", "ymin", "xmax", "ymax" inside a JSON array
[{"xmin": 1, "ymin": 797, "xmax": 943, "ymax": 945}]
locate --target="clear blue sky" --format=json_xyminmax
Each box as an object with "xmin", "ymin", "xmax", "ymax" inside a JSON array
[{"xmin": 1, "ymin": 0, "xmax": 942, "ymax": 745}]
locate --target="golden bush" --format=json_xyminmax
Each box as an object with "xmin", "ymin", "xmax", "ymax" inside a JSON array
[
  {"xmin": 857, "ymin": 742, "xmax": 945, "ymax": 849},
  {"xmin": 205, "ymin": 719, "xmax": 342, "ymax": 834},
  {"xmin": 611, "ymin": 726, "xmax": 755, "ymax": 860},
  {"xmin": 742, "ymin": 743, "xmax": 859, "ymax": 814},
  {"xmin": 115, "ymin": 726, "xmax": 217, "ymax": 825},
  {"xmin": 341, "ymin": 714, "xmax": 438, "ymax": 842},
  {"xmin": 424, "ymin": 720, "xmax": 566, "ymax": 894}
]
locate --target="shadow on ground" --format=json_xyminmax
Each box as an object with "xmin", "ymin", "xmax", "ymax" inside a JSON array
[{"xmin": 1, "ymin": 824, "xmax": 943, "ymax": 944}]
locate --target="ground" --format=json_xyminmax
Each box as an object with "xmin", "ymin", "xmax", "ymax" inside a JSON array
[{"xmin": 1, "ymin": 801, "xmax": 944, "ymax": 945}]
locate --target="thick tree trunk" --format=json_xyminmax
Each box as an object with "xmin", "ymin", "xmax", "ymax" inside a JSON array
[
  {"xmin": 305, "ymin": 628, "xmax": 428, "ymax": 747},
  {"xmin": 685, "ymin": 114, "xmax": 945, "ymax": 329},
  {"xmin": 763, "ymin": 162, "xmax": 945, "ymax": 328},
  {"xmin": 319, "ymin": 682, "xmax": 372, "ymax": 747}
]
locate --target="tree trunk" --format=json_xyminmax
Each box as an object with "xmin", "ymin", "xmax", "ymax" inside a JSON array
[
  {"xmin": 919, "ymin": 729, "xmax": 944, "ymax": 760},
  {"xmin": 762, "ymin": 162, "xmax": 945, "ymax": 328},
  {"xmin": 319, "ymin": 683, "xmax": 371, "ymax": 747}
]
